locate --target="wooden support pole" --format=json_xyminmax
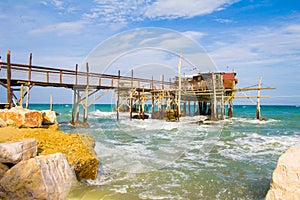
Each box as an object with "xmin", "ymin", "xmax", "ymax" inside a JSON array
[
  {"xmin": 84, "ymin": 63, "xmax": 89, "ymax": 123},
  {"xmin": 71, "ymin": 64, "xmax": 78, "ymax": 125},
  {"xmin": 26, "ymin": 53, "xmax": 32, "ymax": 109},
  {"xmin": 46, "ymin": 72, "xmax": 49, "ymax": 83},
  {"xmin": 188, "ymin": 101, "xmax": 191, "ymax": 116},
  {"xmin": 212, "ymin": 73, "xmax": 218, "ymax": 120},
  {"xmin": 142, "ymin": 87, "xmax": 145, "ymax": 120},
  {"xmin": 177, "ymin": 53, "xmax": 182, "ymax": 119},
  {"xmin": 228, "ymin": 101, "xmax": 233, "ymax": 117},
  {"xmin": 152, "ymin": 94, "xmax": 154, "ymax": 114},
  {"xmin": 50, "ymin": 93, "xmax": 53, "ymax": 111},
  {"xmin": 59, "ymin": 70, "xmax": 63, "ymax": 84},
  {"xmin": 162, "ymin": 74, "xmax": 164, "ymax": 90},
  {"xmin": 20, "ymin": 84, "xmax": 24, "ymax": 107},
  {"xmin": 19, "ymin": 84, "xmax": 24, "ymax": 108},
  {"xmin": 117, "ymin": 70, "xmax": 120, "ymax": 121},
  {"xmin": 130, "ymin": 69, "xmax": 133, "ymax": 121},
  {"xmin": 256, "ymin": 76, "xmax": 262, "ymax": 120},
  {"xmin": 6, "ymin": 50, "xmax": 12, "ymax": 108},
  {"xmin": 151, "ymin": 76, "xmax": 154, "ymax": 89},
  {"xmin": 221, "ymin": 92, "xmax": 225, "ymax": 120}
]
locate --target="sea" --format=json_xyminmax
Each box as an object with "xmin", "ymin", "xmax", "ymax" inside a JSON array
[{"xmin": 28, "ymin": 104, "xmax": 300, "ymax": 200}]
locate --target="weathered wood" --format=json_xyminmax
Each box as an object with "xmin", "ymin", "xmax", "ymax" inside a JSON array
[
  {"xmin": 71, "ymin": 64, "xmax": 78, "ymax": 125},
  {"xmin": 256, "ymin": 76, "xmax": 262, "ymax": 120},
  {"xmin": 49, "ymin": 93, "xmax": 53, "ymax": 111},
  {"xmin": 26, "ymin": 53, "xmax": 32, "ymax": 109},
  {"xmin": 20, "ymin": 84, "xmax": 24, "ymax": 107},
  {"xmin": 212, "ymin": 73, "xmax": 217, "ymax": 120},
  {"xmin": 117, "ymin": 70, "xmax": 120, "ymax": 121},
  {"xmin": 84, "ymin": 63, "xmax": 89, "ymax": 123},
  {"xmin": 6, "ymin": 50, "xmax": 12, "ymax": 108},
  {"xmin": 60, "ymin": 70, "xmax": 63, "ymax": 84}
]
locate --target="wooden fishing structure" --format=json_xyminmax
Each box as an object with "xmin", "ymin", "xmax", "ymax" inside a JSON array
[{"xmin": 0, "ymin": 50, "xmax": 275, "ymax": 125}]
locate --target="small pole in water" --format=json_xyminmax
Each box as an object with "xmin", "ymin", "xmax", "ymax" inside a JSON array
[
  {"xmin": 130, "ymin": 69, "xmax": 133, "ymax": 121},
  {"xmin": 256, "ymin": 76, "xmax": 262, "ymax": 120},
  {"xmin": 177, "ymin": 53, "xmax": 182, "ymax": 121},
  {"xmin": 212, "ymin": 73, "xmax": 218, "ymax": 120},
  {"xmin": 50, "ymin": 93, "xmax": 53, "ymax": 111},
  {"xmin": 20, "ymin": 84, "xmax": 24, "ymax": 107},
  {"xmin": 117, "ymin": 70, "xmax": 120, "ymax": 121}
]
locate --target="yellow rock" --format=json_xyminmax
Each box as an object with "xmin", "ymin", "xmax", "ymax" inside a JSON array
[{"xmin": 0, "ymin": 125, "xmax": 99, "ymax": 180}]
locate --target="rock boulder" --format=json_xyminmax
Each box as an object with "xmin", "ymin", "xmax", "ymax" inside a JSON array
[
  {"xmin": 0, "ymin": 138, "xmax": 37, "ymax": 164},
  {"xmin": 0, "ymin": 126, "xmax": 99, "ymax": 180},
  {"xmin": 266, "ymin": 147, "xmax": 300, "ymax": 200},
  {"xmin": 0, "ymin": 153, "xmax": 77, "ymax": 200},
  {"xmin": 0, "ymin": 107, "xmax": 43, "ymax": 128}
]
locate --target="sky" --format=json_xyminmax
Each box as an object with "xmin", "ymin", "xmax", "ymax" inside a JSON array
[{"xmin": 0, "ymin": 0, "xmax": 299, "ymax": 105}]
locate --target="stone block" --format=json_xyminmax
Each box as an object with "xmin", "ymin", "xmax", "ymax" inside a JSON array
[
  {"xmin": 41, "ymin": 110, "xmax": 57, "ymax": 125},
  {"xmin": 266, "ymin": 147, "xmax": 300, "ymax": 200},
  {"xmin": 0, "ymin": 107, "xmax": 43, "ymax": 128},
  {"xmin": 0, "ymin": 153, "xmax": 77, "ymax": 200},
  {"xmin": 0, "ymin": 138, "xmax": 37, "ymax": 164}
]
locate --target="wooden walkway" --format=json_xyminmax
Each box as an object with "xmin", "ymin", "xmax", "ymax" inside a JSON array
[{"xmin": 0, "ymin": 50, "xmax": 275, "ymax": 124}]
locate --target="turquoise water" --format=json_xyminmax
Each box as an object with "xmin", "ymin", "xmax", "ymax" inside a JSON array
[{"xmin": 29, "ymin": 104, "xmax": 300, "ymax": 199}]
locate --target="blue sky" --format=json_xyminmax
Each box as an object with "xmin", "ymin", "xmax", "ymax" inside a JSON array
[{"xmin": 0, "ymin": 0, "xmax": 299, "ymax": 105}]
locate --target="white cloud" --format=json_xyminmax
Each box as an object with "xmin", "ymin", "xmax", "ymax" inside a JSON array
[
  {"xmin": 40, "ymin": 0, "xmax": 64, "ymax": 10},
  {"xmin": 83, "ymin": 0, "xmax": 147, "ymax": 25},
  {"xmin": 145, "ymin": 0, "xmax": 240, "ymax": 19},
  {"xmin": 30, "ymin": 21, "xmax": 86, "ymax": 36},
  {"xmin": 82, "ymin": 0, "xmax": 239, "ymax": 25},
  {"xmin": 209, "ymin": 23, "xmax": 300, "ymax": 68},
  {"xmin": 182, "ymin": 31, "xmax": 206, "ymax": 41},
  {"xmin": 51, "ymin": 0, "xmax": 64, "ymax": 10}
]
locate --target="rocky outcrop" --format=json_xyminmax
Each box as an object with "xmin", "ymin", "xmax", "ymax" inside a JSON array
[
  {"xmin": 0, "ymin": 138, "xmax": 37, "ymax": 164},
  {"xmin": 0, "ymin": 126, "xmax": 99, "ymax": 180},
  {"xmin": 0, "ymin": 163, "xmax": 9, "ymax": 179},
  {"xmin": 0, "ymin": 153, "xmax": 77, "ymax": 200},
  {"xmin": 41, "ymin": 110, "xmax": 57, "ymax": 125},
  {"xmin": 266, "ymin": 147, "xmax": 300, "ymax": 200},
  {"xmin": 0, "ymin": 107, "xmax": 58, "ymax": 128}
]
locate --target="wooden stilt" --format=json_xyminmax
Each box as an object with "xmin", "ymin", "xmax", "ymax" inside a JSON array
[
  {"xmin": 117, "ymin": 70, "xmax": 120, "ymax": 121},
  {"xmin": 221, "ymin": 92, "xmax": 225, "ymax": 120},
  {"xmin": 177, "ymin": 53, "xmax": 182, "ymax": 120},
  {"xmin": 142, "ymin": 87, "xmax": 145, "ymax": 120},
  {"xmin": 6, "ymin": 50, "xmax": 12, "ymax": 108},
  {"xmin": 71, "ymin": 64, "xmax": 78, "ymax": 125},
  {"xmin": 84, "ymin": 63, "xmax": 89, "ymax": 123},
  {"xmin": 49, "ymin": 93, "xmax": 53, "ymax": 111},
  {"xmin": 188, "ymin": 101, "xmax": 191, "ymax": 116},
  {"xmin": 26, "ymin": 53, "xmax": 32, "ymax": 109},
  {"xmin": 212, "ymin": 73, "xmax": 217, "ymax": 120},
  {"xmin": 228, "ymin": 101, "xmax": 233, "ymax": 117},
  {"xmin": 256, "ymin": 76, "xmax": 262, "ymax": 120},
  {"xmin": 20, "ymin": 84, "xmax": 24, "ymax": 107},
  {"xmin": 130, "ymin": 69, "xmax": 133, "ymax": 121}
]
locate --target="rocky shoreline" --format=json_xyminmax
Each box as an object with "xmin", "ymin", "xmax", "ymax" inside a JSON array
[{"xmin": 0, "ymin": 107, "xmax": 99, "ymax": 199}]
